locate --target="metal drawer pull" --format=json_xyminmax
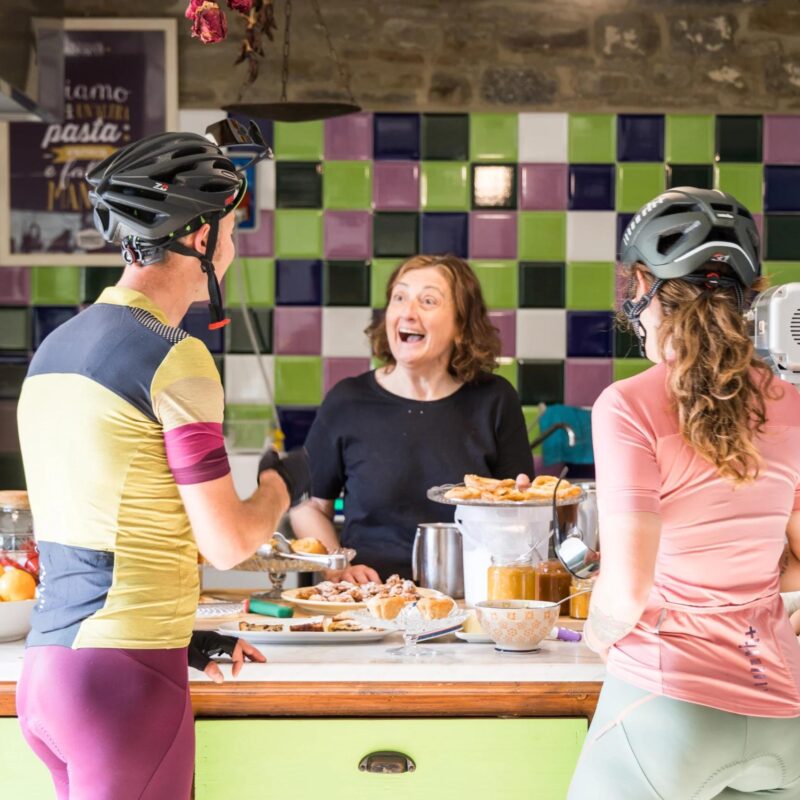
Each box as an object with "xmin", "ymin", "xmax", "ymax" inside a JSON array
[{"xmin": 358, "ymin": 751, "xmax": 416, "ymax": 774}]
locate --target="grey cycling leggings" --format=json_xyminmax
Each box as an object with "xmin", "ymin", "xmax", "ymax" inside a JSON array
[{"xmin": 569, "ymin": 673, "xmax": 800, "ymax": 799}]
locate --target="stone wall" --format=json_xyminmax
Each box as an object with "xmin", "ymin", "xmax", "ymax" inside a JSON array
[{"xmin": 51, "ymin": 0, "xmax": 800, "ymax": 112}]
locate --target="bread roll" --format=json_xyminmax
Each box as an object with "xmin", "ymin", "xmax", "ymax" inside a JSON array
[
  {"xmin": 290, "ymin": 537, "xmax": 328, "ymax": 555},
  {"xmin": 417, "ymin": 596, "xmax": 456, "ymax": 621},
  {"xmin": 366, "ymin": 595, "xmax": 406, "ymax": 620}
]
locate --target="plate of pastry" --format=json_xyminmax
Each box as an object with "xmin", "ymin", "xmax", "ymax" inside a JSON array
[
  {"xmin": 428, "ymin": 474, "xmax": 585, "ymax": 507},
  {"xmin": 281, "ymin": 574, "xmax": 441, "ymax": 615},
  {"xmin": 217, "ymin": 614, "xmax": 393, "ymax": 644}
]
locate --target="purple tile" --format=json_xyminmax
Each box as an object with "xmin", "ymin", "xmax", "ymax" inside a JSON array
[
  {"xmin": 274, "ymin": 307, "xmax": 322, "ymax": 355},
  {"xmin": 32, "ymin": 306, "xmax": 78, "ymax": 350},
  {"xmin": 764, "ymin": 116, "xmax": 800, "ymax": 165},
  {"xmin": 569, "ymin": 165, "xmax": 616, "ymax": 210},
  {"xmin": 567, "ymin": 311, "xmax": 614, "ymax": 358},
  {"xmin": 325, "ymin": 113, "xmax": 373, "ymax": 160},
  {"xmin": 237, "ymin": 210, "xmax": 274, "ymax": 257},
  {"xmin": 0, "ymin": 268, "xmax": 30, "ymax": 305},
  {"xmin": 181, "ymin": 305, "xmax": 224, "ymax": 353},
  {"xmin": 617, "ymin": 115, "xmax": 664, "ymax": 162},
  {"xmin": 420, "ymin": 213, "xmax": 468, "ymax": 257},
  {"xmin": 373, "ymin": 162, "xmax": 420, "ymax": 210},
  {"xmin": 564, "ymin": 358, "xmax": 613, "ymax": 407},
  {"xmin": 373, "ymin": 114, "xmax": 420, "ymax": 160},
  {"xmin": 323, "ymin": 357, "xmax": 370, "ymax": 393},
  {"xmin": 469, "ymin": 212, "xmax": 517, "ymax": 259},
  {"xmin": 519, "ymin": 164, "xmax": 568, "ymax": 211},
  {"xmin": 489, "ymin": 311, "xmax": 516, "ymax": 357},
  {"xmin": 276, "ymin": 260, "xmax": 323, "ymax": 305},
  {"xmin": 277, "ymin": 406, "xmax": 318, "ymax": 451},
  {"xmin": 324, "ymin": 211, "xmax": 372, "ymax": 259}
]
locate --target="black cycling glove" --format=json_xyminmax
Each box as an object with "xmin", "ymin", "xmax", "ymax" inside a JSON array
[
  {"xmin": 257, "ymin": 447, "xmax": 311, "ymax": 507},
  {"xmin": 188, "ymin": 630, "xmax": 239, "ymax": 672}
]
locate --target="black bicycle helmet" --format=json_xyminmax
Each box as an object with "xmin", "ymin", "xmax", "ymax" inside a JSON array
[
  {"xmin": 86, "ymin": 122, "xmax": 271, "ymax": 330},
  {"xmin": 620, "ymin": 186, "xmax": 760, "ymax": 287}
]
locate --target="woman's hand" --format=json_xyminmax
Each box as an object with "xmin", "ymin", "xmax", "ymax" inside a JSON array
[
  {"xmin": 324, "ymin": 564, "xmax": 381, "ymax": 584},
  {"xmin": 203, "ymin": 637, "xmax": 266, "ymax": 684},
  {"xmin": 516, "ymin": 473, "xmax": 532, "ymax": 491}
]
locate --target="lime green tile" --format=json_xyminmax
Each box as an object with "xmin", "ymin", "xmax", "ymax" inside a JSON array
[
  {"xmin": 566, "ymin": 262, "xmax": 616, "ymax": 310},
  {"xmin": 370, "ymin": 258, "xmax": 402, "ymax": 307},
  {"xmin": 613, "ymin": 358, "xmax": 651, "ymax": 382},
  {"xmin": 518, "ymin": 212, "xmax": 566, "ymax": 261},
  {"xmin": 30, "ymin": 267, "xmax": 81, "ymax": 305},
  {"xmin": 616, "ymin": 163, "xmax": 666, "ymax": 213},
  {"xmin": 421, "ymin": 162, "xmax": 470, "ymax": 210},
  {"xmin": 471, "ymin": 260, "xmax": 518, "ymax": 309},
  {"xmin": 665, "ymin": 115, "xmax": 715, "ymax": 163},
  {"xmin": 568, "ymin": 114, "xmax": 616, "ymax": 163},
  {"xmin": 274, "ymin": 211, "xmax": 323, "ymax": 258},
  {"xmin": 275, "ymin": 356, "xmax": 322, "ymax": 404},
  {"xmin": 523, "ymin": 405, "xmax": 542, "ymax": 455},
  {"xmin": 273, "ymin": 120, "xmax": 324, "ymax": 160},
  {"xmin": 494, "ymin": 357, "xmax": 518, "ymax": 389},
  {"xmin": 224, "ymin": 404, "xmax": 274, "ymax": 450},
  {"xmin": 224, "ymin": 258, "xmax": 275, "ymax": 307},
  {"xmin": 370, "ymin": 356, "xmax": 386, "ymax": 370},
  {"xmin": 323, "ymin": 161, "xmax": 372, "ymax": 209},
  {"xmin": 470, "ymin": 114, "xmax": 518, "ymax": 162},
  {"xmin": 763, "ymin": 261, "xmax": 800, "ymax": 286},
  {"xmin": 714, "ymin": 163, "xmax": 763, "ymax": 214}
]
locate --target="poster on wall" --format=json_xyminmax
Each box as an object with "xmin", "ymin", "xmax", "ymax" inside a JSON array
[{"xmin": 0, "ymin": 18, "xmax": 177, "ymax": 266}]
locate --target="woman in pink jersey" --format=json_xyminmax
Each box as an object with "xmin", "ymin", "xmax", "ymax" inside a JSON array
[{"xmin": 568, "ymin": 187, "xmax": 800, "ymax": 799}]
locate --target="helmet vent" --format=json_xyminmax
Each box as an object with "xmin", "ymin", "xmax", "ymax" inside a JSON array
[
  {"xmin": 657, "ymin": 232, "xmax": 684, "ymax": 254},
  {"xmin": 792, "ymin": 308, "xmax": 800, "ymax": 346},
  {"xmin": 711, "ymin": 202, "xmax": 735, "ymax": 213},
  {"xmin": 659, "ymin": 203, "xmax": 696, "ymax": 217}
]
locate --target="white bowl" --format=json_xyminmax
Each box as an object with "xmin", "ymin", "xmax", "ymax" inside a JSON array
[
  {"xmin": 0, "ymin": 599, "xmax": 36, "ymax": 642},
  {"xmin": 475, "ymin": 600, "xmax": 559, "ymax": 652}
]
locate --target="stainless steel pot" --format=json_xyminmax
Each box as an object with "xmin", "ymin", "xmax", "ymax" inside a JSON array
[
  {"xmin": 552, "ymin": 475, "xmax": 600, "ymax": 579},
  {"xmin": 411, "ymin": 523, "xmax": 464, "ymax": 599}
]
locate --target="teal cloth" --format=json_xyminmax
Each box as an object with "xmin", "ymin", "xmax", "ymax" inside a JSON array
[{"xmin": 539, "ymin": 404, "xmax": 594, "ymax": 464}]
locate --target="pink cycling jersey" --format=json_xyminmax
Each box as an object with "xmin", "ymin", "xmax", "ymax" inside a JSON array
[{"xmin": 593, "ymin": 361, "xmax": 800, "ymax": 717}]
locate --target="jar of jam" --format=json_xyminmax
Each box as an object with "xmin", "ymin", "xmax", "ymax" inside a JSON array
[
  {"xmin": 487, "ymin": 556, "xmax": 536, "ymax": 601},
  {"xmin": 569, "ymin": 577, "xmax": 593, "ymax": 620},
  {"xmin": 534, "ymin": 559, "xmax": 571, "ymax": 614}
]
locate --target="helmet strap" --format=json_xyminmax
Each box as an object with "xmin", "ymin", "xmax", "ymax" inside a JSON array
[
  {"xmin": 622, "ymin": 278, "xmax": 663, "ymax": 357},
  {"xmin": 167, "ymin": 218, "xmax": 230, "ymax": 331}
]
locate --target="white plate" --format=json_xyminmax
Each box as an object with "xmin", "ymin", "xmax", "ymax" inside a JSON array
[
  {"xmin": 216, "ymin": 621, "xmax": 393, "ymax": 645},
  {"xmin": 455, "ymin": 630, "xmax": 493, "ymax": 644},
  {"xmin": 281, "ymin": 586, "xmax": 442, "ymax": 615}
]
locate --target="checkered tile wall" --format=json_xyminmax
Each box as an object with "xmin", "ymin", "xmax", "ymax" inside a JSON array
[{"xmin": 2, "ymin": 111, "xmax": 800, "ymax": 485}]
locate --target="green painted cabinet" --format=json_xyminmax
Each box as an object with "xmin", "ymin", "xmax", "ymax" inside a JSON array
[
  {"xmin": 0, "ymin": 718, "xmax": 57, "ymax": 798},
  {"xmin": 195, "ymin": 718, "xmax": 586, "ymax": 799}
]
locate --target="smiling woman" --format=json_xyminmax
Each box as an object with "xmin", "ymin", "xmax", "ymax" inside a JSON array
[{"xmin": 290, "ymin": 254, "xmax": 534, "ymax": 582}]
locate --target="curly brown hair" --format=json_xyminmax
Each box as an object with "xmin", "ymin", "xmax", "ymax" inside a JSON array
[
  {"xmin": 366, "ymin": 254, "xmax": 501, "ymax": 384},
  {"xmin": 623, "ymin": 263, "xmax": 781, "ymax": 484}
]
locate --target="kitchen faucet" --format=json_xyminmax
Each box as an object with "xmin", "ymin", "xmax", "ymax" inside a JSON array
[{"xmin": 529, "ymin": 423, "xmax": 576, "ymax": 452}]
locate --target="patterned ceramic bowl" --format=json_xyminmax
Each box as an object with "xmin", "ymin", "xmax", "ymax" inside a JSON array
[{"xmin": 474, "ymin": 600, "xmax": 559, "ymax": 652}]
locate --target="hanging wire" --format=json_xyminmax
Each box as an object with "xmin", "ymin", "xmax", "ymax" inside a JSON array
[
  {"xmin": 280, "ymin": 0, "xmax": 292, "ymax": 103},
  {"xmin": 309, "ymin": 0, "xmax": 356, "ymax": 105}
]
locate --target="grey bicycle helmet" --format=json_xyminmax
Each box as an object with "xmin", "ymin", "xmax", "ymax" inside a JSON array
[
  {"xmin": 620, "ymin": 187, "xmax": 760, "ymax": 356},
  {"xmin": 620, "ymin": 186, "xmax": 760, "ymax": 287}
]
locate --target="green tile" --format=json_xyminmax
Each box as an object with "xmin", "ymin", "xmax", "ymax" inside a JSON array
[
  {"xmin": 370, "ymin": 258, "xmax": 402, "ymax": 307},
  {"xmin": 422, "ymin": 114, "xmax": 469, "ymax": 161},
  {"xmin": 763, "ymin": 261, "xmax": 800, "ymax": 286},
  {"xmin": 566, "ymin": 262, "xmax": 616, "ymax": 310},
  {"xmin": 714, "ymin": 163, "xmax": 763, "ymax": 214},
  {"xmin": 616, "ymin": 163, "xmax": 666, "ymax": 213},
  {"xmin": 470, "ymin": 114, "xmax": 518, "ymax": 162},
  {"xmin": 0, "ymin": 308, "xmax": 29, "ymax": 351},
  {"xmin": 421, "ymin": 162, "xmax": 470, "ymax": 211},
  {"xmin": 324, "ymin": 261, "xmax": 370, "ymax": 306},
  {"xmin": 523, "ymin": 405, "xmax": 542, "ymax": 455},
  {"xmin": 613, "ymin": 358, "xmax": 651, "ymax": 382},
  {"xmin": 323, "ymin": 161, "xmax": 372, "ymax": 210},
  {"xmin": 273, "ymin": 120, "xmax": 324, "ymax": 161},
  {"xmin": 275, "ymin": 356, "xmax": 322, "ymax": 405},
  {"xmin": 518, "ymin": 212, "xmax": 566, "ymax": 261},
  {"xmin": 224, "ymin": 259, "xmax": 275, "ymax": 307},
  {"xmin": 494, "ymin": 357, "xmax": 518, "ymax": 389},
  {"xmin": 665, "ymin": 115, "xmax": 715, "ymax": 163},
  {"xmin": 224, "ymin": 404, "xmax": 274, "ymax": 451},
  {"xmin": 225, "ymin": 308, "xmax": 272, "ymax": 353},
  {"xmin": 470, "ymin": 260, "xmax": 518, "ymax": 309},
  {"xmin": 568, "ymin": 114, "xmax": 616, "ymax": 163},
  {"xmin": 274, "ymin": 211, "xmax": 323, "ymax": 258},
  {"xmin": 30, "ymin": 267, "xmax": 81, "ymax": 305}
]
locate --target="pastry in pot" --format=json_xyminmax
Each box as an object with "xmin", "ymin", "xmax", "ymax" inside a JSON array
[
  {"xmin": 444, "ymin": 486, "xmax": 482, "ymax": 501},
  {"xmin": 464, "ymin": 474, "xmax": 515, "ymax": 491},
  {"xmin": 366, "ymin": 595, "xmax": 407, "ymax": 620},
  {"xmin": 290, "ymin": 537, "xmax": 328, "ymax": 555},
  {"xmin": 416, "ymin": 595, "xmax": 456, "ymax": 621}
]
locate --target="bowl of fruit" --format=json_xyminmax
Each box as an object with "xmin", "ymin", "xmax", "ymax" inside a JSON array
[{"xmin": 0, "ymin": 565, "xmax": 37, "ymax": 642}]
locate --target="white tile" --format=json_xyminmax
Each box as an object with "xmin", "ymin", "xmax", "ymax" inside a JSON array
[
  {"xmin": 223, "ymin": 354, "xmax": 276, "ymax": 404},
  {"xmin": 516, "ymin": 309, "xmax": 567, "ymax": 359},
  {"xmin": 518, "ymin": 113, "xmax": 569, "ymax": 163},
  {"xmin": 256, "ymin": 159, "xmax": 276, "ymax": 210},
  {"xmin": 227, "ymin": 453, "xmax": 260, "ymax": 499},
  {"xmin": 178, "ymin": 108, "xmax": 225, "ymax": 137},
  {"xmin": 567, "ymin": 212, "xmax": 618, "ymax": 261},
  {"xmin": 322, "ymin": 308, "xmax": 373, "ymax": 357}
]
